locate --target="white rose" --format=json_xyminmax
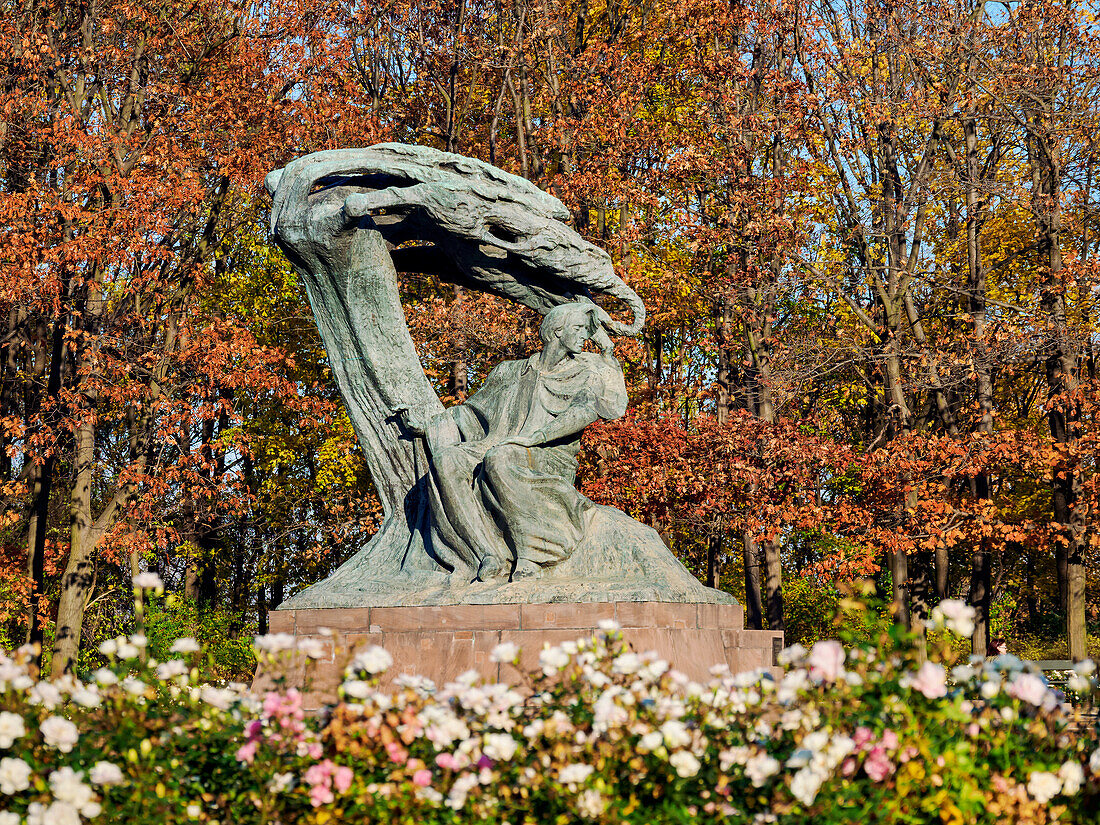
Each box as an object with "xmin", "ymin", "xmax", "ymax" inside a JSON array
[
  {"xmin": 660, "ymin": 720, "xmax": 692, "ymax": 749},
  {"xmin": 558, "ymin": 764, "xmax": 594, "ymax": 787},
  {"xmin": 0, "ymin": 761, "xmax": 33, "ymax": 796},
  {"xmin": 490, "ymin": 642, "xmax": 520, "ymax": 663},
  {"xmin": 170, "ymin": 637, "xmax": 201, "ymax": 654},
  {"xmin": 156, "ymin": 661, "xmax": 189, "ymax": 680},
  {"xmin": 638, "ymin": 730, "xmax": 664, "ymax": 752},
  {"xmin": 132, "ymin": 572, "xmax": 165, "ymax": 592},
  {"xmin": 777, "ymin": 644, "xmax": 807, "ymax": 667},
  {"xmin": 43, "ymin": 801, "xmax": 82, "ymax": 825},
  {"xmin": 1059, "ymin": 761, "xmax": 1085, "ymax": 796},
  {"xmin": 577, "ymin": 788, "xmax": 605, "ymax": 818},
  {"xmin": 200, "ymin": 686, "xmax": 235, "ymax": 710},
  {"xmin": 89, "ymin": 761, "xmax": 125, "ymax": 786},
  {"xmin": 254, "ymin": 633, "xmax": 296, "ymax": 653},
  {"xmin": 745, "ymin": 753, "xmax": 781, "ymax": 787},
  {"xmin": 597, "ymin": 619, "xmax": 621, "ymax": 633},
  {"xmin": 70, "ymin": 686, "xmax": 101, "ymax": 709},
  {"xmin": 342, "ymin": 680, "xmax": 372, "ymax": 700},
  {"xmin": 1090, "ymin": 748, "xmax": 1100, "ymax": 775},
  {"xmin": 49, "ymin": 767, "xmax": 95, "ymax": 810},
  {"xmin": 122, "ymin": 677, "xmax": 148, "ymax": 696},
  {"xmin": 1027, "ymin": 770, "xmax": 1062, "ymax": 803},
  {"xmin": 0, "ymin": 810, "xmax": 20, "ymax": 825},
  {"xmin": 29, "ymin": 682, "xmax": 62, "ymax": 709},
  {"xmin": 0, "ymin": 713, "xmax": 25, "ymax": 748},
  {"xmin": 539, "ymin": 645, "xmax": 570, "ymax": 676},
  {"xmin": 612, "ymin": 653, "xmax": 642, "ymax": 675},
  {"xmin": 115, "ymin": 641, "xmax": 140, "ymax": 660},
  {"xmin": 0, "ymin": 756, "xmax": 32, "ymax": 794},
  {"xmin": 297, "ymin": 638, "xmax": 328, "ymax": 660},
  {"xmin": 790, "ymin": 766, "xmax": 824, "ymax": 805},
  {"xmin": 92, "ymin": 669, "xmax": 118, "ymax": 686},
  {"xmin": 482, "ymin": 733, "xmax": 518, "ymax": 762},
  {"xmin": 40, "ymin": 716, "xmax": 79, "ymax": 752},
  {"xmin": 350, "ymin": 645, "xmax": 393, "ymax": 675},
  {"xmin": 1067, "ymin": 673, "xmax": 1092, "ymax": 693},
  {"xmin": 669, "ymin": 750, "xmax": 701, "ymax": 778},
  {"xmin": 931, "ymin": 599, "xmax": 976, "ymax": 637}
]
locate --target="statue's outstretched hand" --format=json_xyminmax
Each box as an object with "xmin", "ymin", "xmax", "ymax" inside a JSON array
[{"xmin": 391, "ymin": 404, "xmax": 428, "ymax": 436}]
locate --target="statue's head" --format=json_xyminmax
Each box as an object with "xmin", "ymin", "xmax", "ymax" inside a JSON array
[{"xmin": 539, "ymin": 302, "xmax": 600, "ymax": 353}]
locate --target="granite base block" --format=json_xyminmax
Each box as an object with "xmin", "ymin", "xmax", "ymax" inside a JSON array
[{"xmin": 256, "ymin": 601, "xmax": 782, "ymax": 707}]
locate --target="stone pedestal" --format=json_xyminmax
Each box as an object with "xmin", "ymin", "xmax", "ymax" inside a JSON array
[{"xmin": 258, "ymin": 601, "xmax": 782, "ymax": 707}]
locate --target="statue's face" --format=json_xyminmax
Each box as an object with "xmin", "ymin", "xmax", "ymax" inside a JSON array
[{"xmin": 558, "ymin": 314, "xmax": 590, "ymax": 354}]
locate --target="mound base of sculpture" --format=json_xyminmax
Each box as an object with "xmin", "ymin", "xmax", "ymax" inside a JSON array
[
  {"xmin": 278, "ymin": 505, "xmax": 736, "ymax": 609},
  {"xmin": 257, "ymin": 600, "xmax": 782, "ymax": 709}
]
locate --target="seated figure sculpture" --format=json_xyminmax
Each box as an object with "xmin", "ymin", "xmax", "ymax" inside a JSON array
[
  {"xmin": 264, "ymin": 143, "xmax": 734, "ymax": 608},
  {"xmin": 395, "ymin": 302, "xmax": 626, "ymax": 582}
]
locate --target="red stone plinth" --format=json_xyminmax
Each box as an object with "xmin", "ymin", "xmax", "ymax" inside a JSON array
[{"xmin": 256, "ymin": 602, "xmax": 782, "ymax": 707}]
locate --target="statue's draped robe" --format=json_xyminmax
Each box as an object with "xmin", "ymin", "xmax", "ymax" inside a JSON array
[{"xmin": 423, "ymin": 351, "xmax": 628, "ymax": 573}]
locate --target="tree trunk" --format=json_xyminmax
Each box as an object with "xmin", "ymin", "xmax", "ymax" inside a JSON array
[
  {"xmin": 742, "ymin": 529, "xmax": 763, "ymax": 630},
  {"xmin": 763, "ymin": 538, "xmax": 783, "ymax": 631},
  {"xmin": 706, "ymin": 526, "xmax": 722, "ymax": 589},
  {"xmin": 1028, "ymin": 108, "xmax": 1086, "ymax": 660},
  {"xmin": 968, "ymin": 545, "xmax": 991, "ymax": 656},
  {"xmin": 50, "ymin": 420, "xmax": 95, "ymax": 676},
  {"xmin": 27, "ymin": 317, "xmax": 65, "ymax": 660},
  {"xmin": 890, "ymin": 549, "xmax": 909, "ymax": 629}
]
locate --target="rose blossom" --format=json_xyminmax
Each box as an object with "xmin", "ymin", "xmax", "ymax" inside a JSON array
[
  {"xmin": 807, "ymin": 641, "xmax": 845, "ymax": 682},
  {"xmin": 40, "ymin": 716, "xmax": 79, "ymax": 752},
  {"xmin": 0, "ymin": 713, "xmax": 25, "ymax": 748},
  {"xmin": 89, "ymin": 761, "xmax": 125, "ymax": 786},
  {"xmin": 1027, "ymin": 771, "xmax": 1062, "ymax": 803},
  {"xmin": 863, "ymin": 747, "xmax": 895, "ymax": 782},
  {"xmin": 930, "ymin": 599, "xmax": 976, "ymax": 637},
  {"xmin": 0, "ymin": 757, "xmax": 32, "ymax": 794},
  {"xmin": 909, "ymin": 662, "xmax": 948, "ymax": 699},
  {"xmin": 350, "ymin": 646, "xmax": 393, "ymax": 675},
  {"xmin": 490, "ymin": 642, "xmax": 520, "ymax": 663},
  {"xmin": 1007, "ymin": 672, "xmax": 1050, "ymax": 707}
]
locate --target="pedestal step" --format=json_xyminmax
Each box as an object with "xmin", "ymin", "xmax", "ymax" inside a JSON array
[{"xmin": 256, "ymin": 601, "xmax": 782, "ymax": 707}]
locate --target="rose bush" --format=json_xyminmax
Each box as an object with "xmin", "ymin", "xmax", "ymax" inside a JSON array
[{"xmin": 0, "ymin": 598, "xmax": 1098, "ymax": 824}]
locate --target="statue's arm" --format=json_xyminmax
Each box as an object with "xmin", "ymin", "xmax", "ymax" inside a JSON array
[{"xmin": 529, "ymin": 389, "xmax": 601, "ymax": 444}]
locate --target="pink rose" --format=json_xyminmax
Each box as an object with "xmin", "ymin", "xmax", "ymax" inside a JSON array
[
  {"xmin": 807, "ymin": 640, "xmax": 845, "ymax": 682},
  {"xmin": 841, "ymin": 757, "xmax": 857, "ymax": 776},
  {"xmin": 386, "ymin": 740, "xmax": 408, "ymax": 764},
  {"xmin": 1007, "ymin": 673, "xmax": 1049, "ymax": 707},
  {"xmin": 309, "ymin": 784, "xmax": 334, "ymax": 807},
  {"xmin": 436, "ymin": 753, "xmax": 456, "ymax": 770},
  {"xmin": 853, "ymin": 727, "xmax": 874, "ymax": 749},
  {"xmin": 236, "ymin": 740, "xmax": 259, "ymax": 764},
  {"xmin": 333, "ymin": 765, "xmax": 354, "ymax": 794},
  {"xmin": 864, "ymin": 747, "xmax": 895, "ymax": 782},
  {"xmin": 413, "ymin": 769, "xmax": 432, "ymax": 787},
  {"xmin": 910, "ymin": 662, "xmax": 947, "ymax": 699},
  {"xmin": 307, "ymin": 742, "xmax": 323, "ymax": 759},
  {"xmin": 880, "ymin": 729, "xmax": 898, "ymax": 751}
]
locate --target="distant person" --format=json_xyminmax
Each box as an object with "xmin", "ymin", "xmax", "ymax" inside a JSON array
[{"xmin": 986, "ymin": 637, "xmax": 1008, "ymax": 657}]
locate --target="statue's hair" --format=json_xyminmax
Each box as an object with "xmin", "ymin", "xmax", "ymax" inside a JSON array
[{"xmin": 539, "ymin": 302, "xmax": 598, "ymax": 345}]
